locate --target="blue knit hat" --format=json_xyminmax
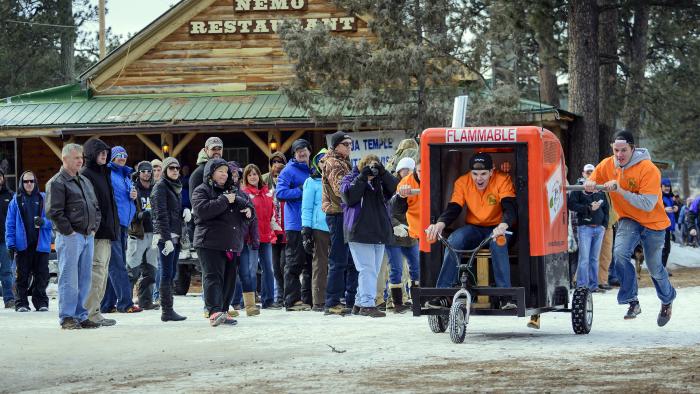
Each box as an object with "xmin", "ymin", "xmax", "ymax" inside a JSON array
[{"xmin": 111, "ymin": 146, "xmax": 127, "ymax": 160}]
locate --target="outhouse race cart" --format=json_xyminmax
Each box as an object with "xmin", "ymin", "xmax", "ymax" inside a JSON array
[{"xmin": 412, "ymin": 126, "xmax": 593, "ymax": 343}]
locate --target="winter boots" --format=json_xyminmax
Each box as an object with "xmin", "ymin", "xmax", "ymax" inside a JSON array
[
  {"xmin": 390, "ymin": 285, "xmax": 411, "ymax": 314},
  {"xmin": 243, "ymin": 292, "xmax": 260, "ymax": 317},
  {"xmin": 160, "ymin": 285, "xmax": 187, "ymax": 322}
]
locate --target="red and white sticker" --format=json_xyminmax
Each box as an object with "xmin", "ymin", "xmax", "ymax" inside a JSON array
[{"xmin": 445, "ymin": 127, "xmax": 517, "ymax": 143}]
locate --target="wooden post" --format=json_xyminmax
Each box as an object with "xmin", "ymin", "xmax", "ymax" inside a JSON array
[
  {"xmin": 172, "ymin": 132, "xmax": 197, "ymax": 158},
  {"xmin": 279, "ymin": 130, "xmax": 307, "ymax": 153},
  {"xmin": 136, "ymin": 134, "xmax": 164, "ymax": 160},
  {"xmin": 244, "ymin": 130, "xmax": 271, "ymax": 158},
  {"xmin": 40, "ymin": 137, "xmax": 62, "ymax": 160}
]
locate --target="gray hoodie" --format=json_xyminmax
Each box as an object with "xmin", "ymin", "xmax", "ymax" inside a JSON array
[{"xmin": 615, "ymin": 148, "xmax": 657, "ymax": 212}]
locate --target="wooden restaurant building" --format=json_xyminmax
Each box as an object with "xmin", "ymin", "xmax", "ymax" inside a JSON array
[{"xmin": 0, "ymin": 0, "xmax": 573, "ymax": 189}]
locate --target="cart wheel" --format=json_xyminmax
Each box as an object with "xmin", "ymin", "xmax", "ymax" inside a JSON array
[
  {"xmin": 428, "ymin": 314, "xmax": 448, "ymax": 333},
  {"xmin": 449, "ymin": 298, "xmax": 469, "ymax": 344},
  {"xmin": 571, "ymin": 288, "xmax": 593, "ymax": 334}
]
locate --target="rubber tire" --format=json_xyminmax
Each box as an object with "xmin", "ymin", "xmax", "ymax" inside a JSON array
[
  {"xmin": 174, "ymin": 264, "xmax": 192, "ymax": 296},
  {"xmin": 449, "ymin": 298, "xmax": 468, "ymax": 344},
  {"xmin": 428, "ymin": 314, "xmax": 448, "ymax": 333},
  {"xmin": 571, "ymin": 287, "xmax": 593, "ymax": 334}
]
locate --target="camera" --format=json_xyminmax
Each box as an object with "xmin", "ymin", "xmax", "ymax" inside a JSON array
[
  {"xmin": 370, "ymin": 163, "xmax": 380, "ymax": 177},
  {"xmin": 33, "ymin": 216, "xmax": 44, "ymax": 228}
]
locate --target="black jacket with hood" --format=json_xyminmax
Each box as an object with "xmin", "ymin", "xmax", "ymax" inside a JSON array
[
  {"xmin": 152, "ymin": 172, "xmax": 183, "ymax": 243},
  {"xmin": 192, "ymin": 158, "xmax": 255, "ymax": 253},
  {"xmin": 128, "ymin": 163, "xmax": 154, "ymax": 239},
  {"xmin": 0, "ymin": 169, "xmax": 13, "ymax": 241},
  {"xmin": 80, "ymin": 138, "xmax": 120, "ymax": 241}
]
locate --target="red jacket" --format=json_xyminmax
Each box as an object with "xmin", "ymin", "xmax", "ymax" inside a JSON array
[{"xmin": 243, "ymin": 185, "xmax": 275, "ymax": 243}]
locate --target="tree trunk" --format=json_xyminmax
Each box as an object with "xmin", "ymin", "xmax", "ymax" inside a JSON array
[
  {"xmin": 620, "ymin": 4, "xmax": 649, "ymax": 136},
  {"xmin": 567, "ymin": 0, "xmax": 599, "ymax": 181},
  {"xmin": 58, "ymin": 0, "xmax": 75, "ymax": 84},
  {"xmin": 597, "ymin": 0, "xmax": 618, "ymax": 160},
  {"xmin": 680, "ymin": 160, "xmax": 690, "ymax": 199},
  {"xmin": 530, "ymin": 0, "xmax": 560, "ymax": 107}
]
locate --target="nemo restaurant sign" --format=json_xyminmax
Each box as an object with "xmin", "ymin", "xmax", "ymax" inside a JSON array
[{"xmin": 189, "ymin": 0, "xmax": 357, "ymax": 34}]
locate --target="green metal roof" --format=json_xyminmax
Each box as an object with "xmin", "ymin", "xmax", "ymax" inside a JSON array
[{"xmin": 0, "ymin": 89, "xmax": 387, "ymax": 128}]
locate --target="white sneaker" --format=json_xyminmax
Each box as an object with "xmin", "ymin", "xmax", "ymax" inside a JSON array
[
  {"xmin": 501, "ymin": 301, "xmax": 517, "ymax": 310},
  {"xmin": 179, "ymin": 250, "xmax": 190, "ymax": 260}
]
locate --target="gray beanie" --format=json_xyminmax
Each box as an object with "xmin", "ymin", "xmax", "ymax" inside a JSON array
[{"xmin": 162, "ymin": 157, "xmax": 180, "ymax": 170}]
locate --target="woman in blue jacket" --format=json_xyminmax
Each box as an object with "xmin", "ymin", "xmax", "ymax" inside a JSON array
[
  {"xmin": 301, "ymin": 149, "xmax": 328, "ymax": 311},
  {"xmin": 5, "ymin": 171, "xmax": 52, "ymax": 312}
]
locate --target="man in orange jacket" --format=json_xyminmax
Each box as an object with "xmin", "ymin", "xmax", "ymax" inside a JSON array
[{"xmin": 585, "ymin": 130, "xmax": 676, "ymax": 326}]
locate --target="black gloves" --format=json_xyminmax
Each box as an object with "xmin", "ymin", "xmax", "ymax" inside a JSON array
[
  {"xmin": 8, "ymin": 248, "xmax": 15, "ymax": 261},
  {"xmin": 360, "ymin": 165, "xmax": 374, "ymax": 178},
  {"xmin": 301, "ymin": 227, "xmax": 314, "ymax": 255},
  {"xmin": 33, "ymin": 216, "xmax": 44, "ymax": 228}
]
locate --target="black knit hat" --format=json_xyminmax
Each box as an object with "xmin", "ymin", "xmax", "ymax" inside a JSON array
[
  {"xmin": 329, "ymin": 131, "xmax": 352, "ymax": 149},
  {"xmin": 469, "ymin": 152, "xmax": 493, "ymax": 170},
  {"xmin": 613, "ymin": 130, "xmax": 635, "ymax": 145}
]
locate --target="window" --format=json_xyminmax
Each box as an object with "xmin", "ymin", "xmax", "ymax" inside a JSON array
[
  {"xmin": 223, "ymin": 147, "xmax": 249, "ymax": 166},
  {"xmin": 0, "ymin": 139, "xmax": 17, "ymax": 190}
]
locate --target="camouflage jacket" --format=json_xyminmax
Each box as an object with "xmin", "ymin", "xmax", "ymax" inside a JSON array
[{"xmin": 320, "ymin": 150, "xmax": 351, "ymax": 214}]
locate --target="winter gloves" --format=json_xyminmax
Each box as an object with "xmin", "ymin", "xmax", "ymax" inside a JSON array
[
  {"xmin": 302, "ymin": 227, "xmax": 314, "ymax": 254},
  {"xmin": 182, "ymin": 208, "xmax": 192, "ymax": 223},
  {"xmin": 393, "ymin": 224, "xmax": 409, "ymax": 237},
  {"xmin": 162, "ymin": 240, "xmax": 175, "ymax": 256}
]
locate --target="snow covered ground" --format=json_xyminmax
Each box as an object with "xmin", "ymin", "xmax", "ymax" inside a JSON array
[
  {"xmin": 667, "ymin": 241, "xmax": 700, "ymax": 269},
  {"xmin": 3, "ymin": 279, "xmax": 700, "ymax": 393}
]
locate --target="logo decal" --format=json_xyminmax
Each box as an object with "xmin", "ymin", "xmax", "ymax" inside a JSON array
[{"xmin": 487, "ymin": 194, "xmax": 497, "ymax": 206}]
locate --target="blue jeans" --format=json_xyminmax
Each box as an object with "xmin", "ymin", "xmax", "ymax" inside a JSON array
[
  {"xmin": 238, "ymin": 245, "xmax": 258, "ymax": 293},
  {"xmin": 614, "ymin": 218, "xmax": 676, "ymax": 305},
  {"xmin": 158, "ymin": 241, "xmax": 181, "ymax": 286},
  {"xmin": 324, "ymin": 213, "xmax": 358, "ymax": 307},
  {"xmin": 0, "ymin": 242, "xmax": 15, "ymax": 303},
  {"xmin": 386, "ymin": 244, "xmax": 420, "ymax": 285},
  {"xmin": 257, "ymin": 243, "xmax": 275, "ymax": 307},
  {"xmin": 576, "ymin": 225, "xmax": 605, "ymax": 290},
  {"xmin": 101, "ymin": 226, "xmax": 135, "ymax": 312},
  {"xmin": 56, "ymin": 233, "xmax": 94, "ymax": 324},
  {"xmin": 349, "ymin": 242, "xmax": 385, "ymax": 307},
  {"xmin": 436, "ymin": 225, "xmax": 511, "ymax": 288}
]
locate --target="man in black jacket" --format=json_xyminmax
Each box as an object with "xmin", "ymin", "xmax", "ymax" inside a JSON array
[
  {"xmin": 46, "ymin": 143, "xmax": 101, "ymax": 330},
  {"xmin": 568, "ymin": 164, "xmax": 609, "ymax": 293},
  {"xmin": 0, "ymin": 169, "xmax": 16, "ymax": 309},
  {"xmin": 189, "ymin": 137, "xmax": 224, "ymax": 202},
  {"xmin": 80, "ymin": 138, "xmax": 119, "ymax": 327}
]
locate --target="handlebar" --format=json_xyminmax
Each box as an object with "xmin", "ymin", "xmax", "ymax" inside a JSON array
[{"xmin": 566, "ymin": 184, "xmax": 617, "ymax": 192}]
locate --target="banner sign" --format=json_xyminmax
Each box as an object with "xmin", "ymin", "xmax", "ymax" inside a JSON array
[{"xmin": 325, "ymin": 130, "xmax": 409, "ymax": 168}]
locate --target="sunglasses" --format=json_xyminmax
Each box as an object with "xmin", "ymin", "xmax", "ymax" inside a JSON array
[
  {"xmin": 271, "ymin": 160, "xmax": 285, "ymax": 165},
  {"xmin": 167, "ymin": 166, "xmax": 180, "ymax": 171},
  {"xmin": 23, "ymin": 179, "xmax": 35, "ymax": 184}
]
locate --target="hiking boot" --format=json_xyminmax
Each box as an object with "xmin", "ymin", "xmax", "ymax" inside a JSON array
[
  {"xmin": 4, "ymin": 300, "xmax": 15, "ymax": 309},
  {"xmin": 122, "ymin": 305, "xmax": 143, "ymax": 313},
  {"xmin": 359, "ymin": 307, "xmax": 386, "ymax": 318},
  {"xmin": 209, "ymin": 312, "xmax": 227, "ymax": 327},
  {"xmin": 96, "ymin": 318, "xmax": 117, "ymax": 327},
  {"xmin": 312, "ymin": 304, "xmax": 325, "ymax": 312},
  {"xmin": 16, "ymin": 306, "xmax": 30, "ymax": 312},
  {"xmin": 104, "ymin": 307, "xmax": 117, "ymax": 314},
  {"xmin": 657, "ymin": 303, "xmax": 672, "ymax": 327},
  {"xmin": 243, "ymin": 292, "xmax": 261, "ymax": 317},
  {"xmin": 352, "ymin": 305, "xmax": 360, "ymax": 315},
  {"xmin": 376, "ymin": 302, "xmax": 387, "ymax": 311},
  {"xmin": 624, "ymin": 301, "xmax": 641, "ymax": 320},
  {"xmin": 527, "ymin": 314, "xmax": 541, "ymax": 329},
  {"xmin": 591, "ymin": 287, "xmax": 606, "ymax": 294},
  {"xmin": 599, "ymin": 284, "xmax": 613, "ymax": 291},
  {"xmin": 286, "ymin": 301, "xmax": 311, "ymax": 311},
  {"xmin": 80, "ymin": 319, "xmax": 101, "ymax": 329},
  {"xmin": 227, "ymin": 310, "xmax": 240, "ymax": 318},
  {"xmin": 393, "ymin": 303, "xmax": 411, "ymax": 314},
  {"xmin": 324, "ymin": 304, "xmax": 351, "ymax": 316},
  {"xmin": 37, "ymin": 306, "xmax": 49, "ymax": 312},
  {"xmin": 60, "ymin": 318, "xmax": 81, "ymax": 330},
  {"xmin": 222, "ymin": 315, "xmax": 238, "ymax": 325},
  {"xmin": 141, "ymin": 302, "xmax": 160, "ymax": 310},
  {"xmin": 161, "ymin": 309, "xmax": 187, "ymax": 322},
  {"xmin": 263, "ymin": 302, "xmax": 283, "ymax": 310}
]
